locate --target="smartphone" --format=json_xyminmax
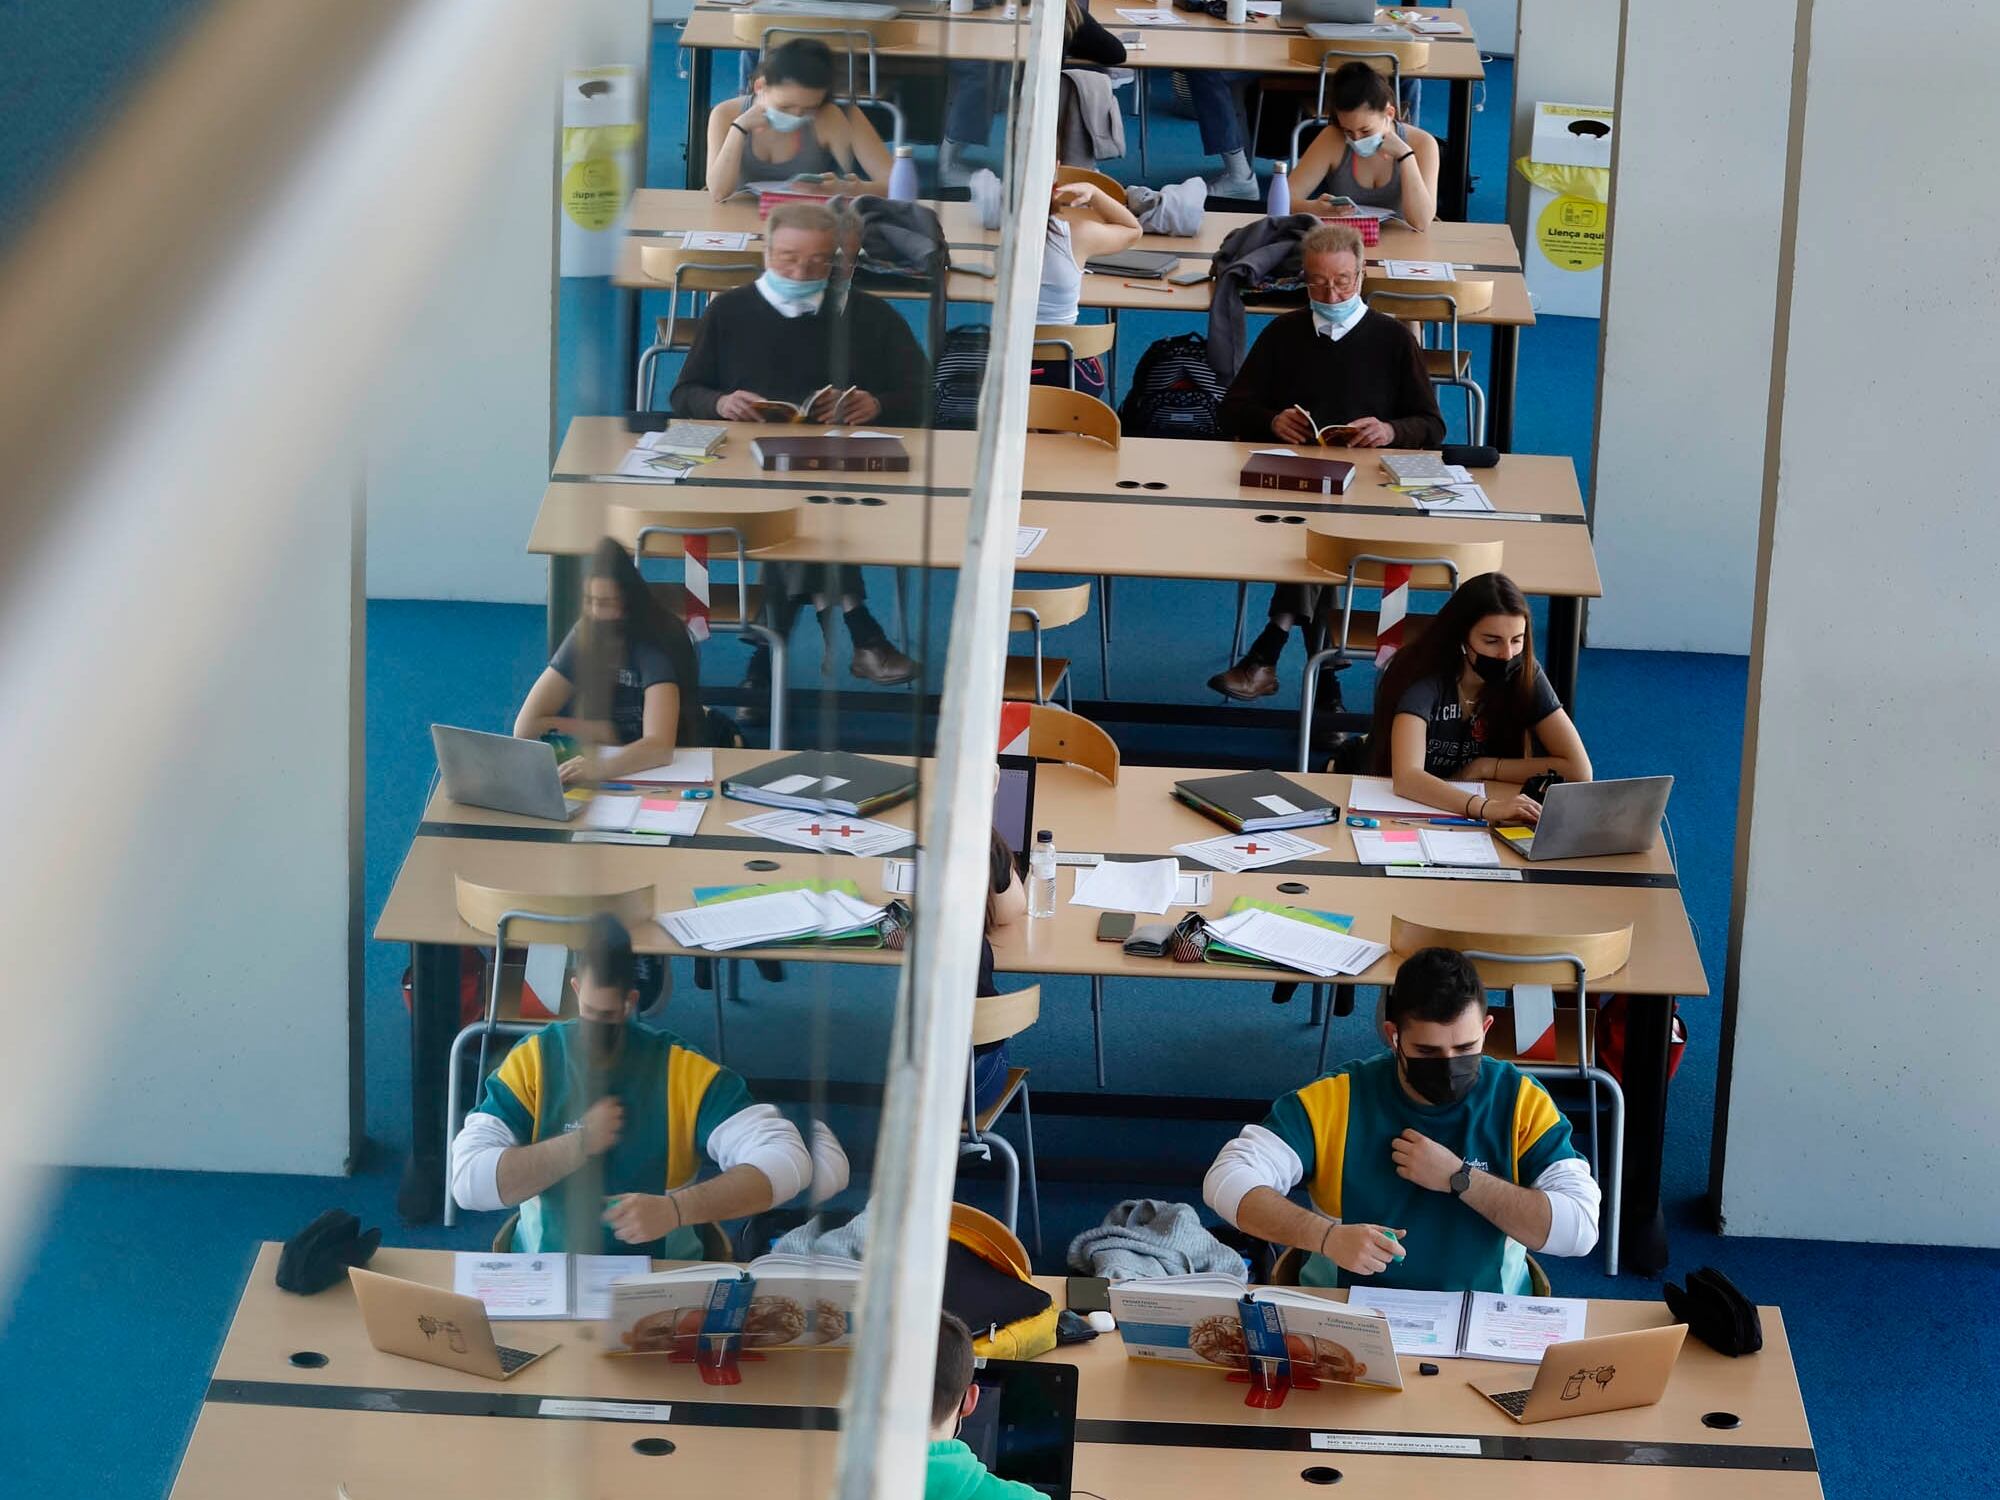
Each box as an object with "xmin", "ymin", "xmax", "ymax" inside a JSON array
[
  {"xmin": 1168, "ymin": 268, "xmax": 1214, "ymax": 286},
  {"xmin": 1096, "ymin": 912, "xmax": 1135, "ymax": 942},
  {"xmin": 1066, "ymin": 1275, "xmax": 1111, "ymax": 1314}
]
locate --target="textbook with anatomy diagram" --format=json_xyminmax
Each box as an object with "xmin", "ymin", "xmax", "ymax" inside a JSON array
[
  {"xmin": 605, "ymin": 1254, "xmax": 863, "ymax": 1355},
  {"xmin": 1108, "ymin": 1277, "xmax": 1402, "ymax": 1391}
]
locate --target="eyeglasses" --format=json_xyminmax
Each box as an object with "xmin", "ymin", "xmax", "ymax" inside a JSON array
[{"xmin": 1304, "ymin": 276, "xmax": 1361, "ymax": 297}]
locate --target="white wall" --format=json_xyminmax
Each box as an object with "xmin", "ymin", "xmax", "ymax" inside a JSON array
[
  {"xmin": 1460, "ymin": 0, "xmax": 1516, "ymax": 56},
  {"xmin": 1585, "ymin": 0, "xmax": 1794, "ymax": 653},
  {"xmin": 1720, "ymin": 0, "xmax": 2000, "ymax": 1246},
  {"xmin": 1506, "ymin": 0, "xmax": 1619, "ymax": 244}
]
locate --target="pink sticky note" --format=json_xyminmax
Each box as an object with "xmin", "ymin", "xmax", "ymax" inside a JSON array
[{"xmin": 1381, "ymin": 829, "xmax": 1421, "ymax": 844}]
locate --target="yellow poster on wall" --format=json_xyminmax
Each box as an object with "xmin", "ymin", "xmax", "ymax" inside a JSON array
[
  {"xmin": 561, "ymin": 67, "xmax": 641, "ymax": 277},
  {"xmin": 1534, "ymin": 193, "xmax": 1607, "ymax": 273}
]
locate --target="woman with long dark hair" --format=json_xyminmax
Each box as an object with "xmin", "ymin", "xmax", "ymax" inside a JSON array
[
  {"xmin": 1368, "ymin": 572, "xmax": 1590, "ymax": 824},
  {"xmin": 514, "ymin": 537, "xmax": 705, "ymax": 784}
]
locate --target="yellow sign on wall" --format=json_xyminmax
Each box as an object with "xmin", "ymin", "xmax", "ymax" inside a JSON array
[{"xmin": 1535, "ymin": 193, "xmax": 1607, "ymax": 273}]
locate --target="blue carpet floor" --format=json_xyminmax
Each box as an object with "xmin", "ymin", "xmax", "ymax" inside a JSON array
[{"xmin": 4, "ymin": 27, "xmax": 1998, "ymax": 1500}]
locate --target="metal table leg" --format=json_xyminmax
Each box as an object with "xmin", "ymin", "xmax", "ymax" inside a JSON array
[
  {"xmin": 1091, "ymin": 975, "xmax": 1106, "ymax": 1088},
  {"xmin": 1617, "ymin": 995, "xmax": 1677, "ymax": 1277},
  {"xmin": 1439, "ymin": 78, "xmax": 1474, "ymax": 222},
  {"xmin": 1545, "ymin": 593, "xmax": 1583, "ymax": 712},
  {"xmin": 686, "ymin": 47, "xmax": 712, "ymax": 190},
  {"xmin": 1488, "ymin": 321, "xmax": 1519, "ymax": 453},
  {"xmin": 398, "ymin": 942, "xmax": 459, "ymax": 1223}
]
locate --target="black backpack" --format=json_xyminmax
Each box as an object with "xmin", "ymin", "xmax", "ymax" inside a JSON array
[
  {"xmin": 931, "ymin": 323, "xmax": 990, "ymax": 430},
  {"xmin": 1118, "ymin": 332, "xmax": 1228, "ymax": 439}
]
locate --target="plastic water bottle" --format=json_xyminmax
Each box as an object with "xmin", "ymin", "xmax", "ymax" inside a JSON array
[
  {"xmin": 888, "ymin": 145, "xmax": 919, "ymax": 202},
  {"xmin": 1225, "ymin": 0, "xmax": 1247, "ymax": 23},
  {"xmin": 1267, "ymin": 160, "xmax": 1291, "ymax": 218},
  {"xmin": 1028, "ymin": 830, "xmax": 1058, "ymax": 918}
]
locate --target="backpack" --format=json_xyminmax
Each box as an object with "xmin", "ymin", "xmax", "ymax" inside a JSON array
[
  {"xmin": 1118, "ymin": 332, "xmax": 1228, "ymax": 440},
  {"xmin": 932, "ymin": 323, "xmax": 990, "ymax": 430},
  {"xmin": 943, "ymin": 1203, "xmax": 1057, "ymax": 1360}
]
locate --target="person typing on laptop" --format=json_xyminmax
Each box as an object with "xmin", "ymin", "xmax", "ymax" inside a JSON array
[
  {"xmin": 928, "ymin": 1312, "xmax": 1042, "ymax": 1500},
  {"xmin": 1369, "ymin": 571, "xmax": 1592, "ymax": 824},
  {"xmin": 451, "ymin": 916, "xmax": 845, "ymax": 1256},
  {"xmin": 513, "ymin": 537, "xmax": 706, "ymax": 785},
  {"xmin": 1208, "ymin": 223, "xmax": 1446, "ymax": 703},
  {"xmin": 1203, "ymin": 946, "xmax": 1600, "ymax": 1293}
]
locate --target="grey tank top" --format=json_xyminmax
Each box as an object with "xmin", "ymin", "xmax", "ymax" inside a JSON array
[
  {"xmin": 746, "ymin": 120, "xmax": 841, "ymax": 180},
  {"xmin": 1329, "ymin": 122, "xmax": 1411, "ymax": 211},
  {"xmin": 1036, "ymin": 218, "xmax": 1082, "ymax": 326}
]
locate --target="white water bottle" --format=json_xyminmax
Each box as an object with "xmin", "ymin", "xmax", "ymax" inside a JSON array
[
  {"xmin": 1028, "ymin": 830, "xmax": 1058, "ymax": 918},
  {"xmin": 1226, "ymin": 0, "xmax": 1247, "ymax": 23},
  {"xmin": 1267, "ymin": 159, "xmax": 1291, "ymax": 217},
  {"xmin": 888, "ymin": 145, "xmax": 919, "ymax": 202}
]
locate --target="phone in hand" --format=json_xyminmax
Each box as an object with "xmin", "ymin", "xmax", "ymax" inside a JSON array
[{"xmin": 1096, "ymin": 912, "xmax": 1136, "ymax": 942}]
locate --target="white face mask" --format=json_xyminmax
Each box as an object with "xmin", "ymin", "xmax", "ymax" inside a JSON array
[
  {"xmin": 1348, "ymin": 130, "xmax": 1386, "ymax": 158},
  {"xmin": 762, "ymin": 103, "xmax": 810, "ymax": 134}
]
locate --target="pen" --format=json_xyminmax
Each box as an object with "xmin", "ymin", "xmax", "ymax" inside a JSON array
[{"xmin": 1392, "ymin": 816, "xmax": 1486, "ymax": 828}]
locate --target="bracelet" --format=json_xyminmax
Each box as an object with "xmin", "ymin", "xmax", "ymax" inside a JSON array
[
  {"xmin": 1318, "ymin": 1221, "xmax": 1335, "ymax": 1259},
  {"xmin": 1465, "ymin": 792, "xmax": 1479, "ymax": 818},
  {"xmin": 731, "ymin": 120, "xmax": 750, "ymax": 136},
  {"xmin": 668, "ymin": 1193, "xmax": 684, "ymax": 1230},
  {"xmin": 1479, "ymin": 797, "xmax": 1490, "ymax": 821}
]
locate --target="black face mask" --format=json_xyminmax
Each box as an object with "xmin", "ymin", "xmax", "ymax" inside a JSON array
[
  {"xmin": 1400, "ymin": 1048, "xmax": 1482, "ymax": 1106},
  {"xmin": 1466, "ymin": 648, "xmax": 1524, "ymax": 685},
  {"xmin": 580, "ymin": 1017, "xmax": 627, "ymax": 1069}
]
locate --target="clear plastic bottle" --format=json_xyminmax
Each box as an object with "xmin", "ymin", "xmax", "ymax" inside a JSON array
[
  {"xmin": 888, "ymin": 145, "xmax": 919, "ymax": 202},
  {"xmin": 1267, "ymin": 159, "xmax": 1291, "ymax": 218},
  {"xmin": 1028, "ymin": 830, "xmax": 1058, "ymax": 918}
]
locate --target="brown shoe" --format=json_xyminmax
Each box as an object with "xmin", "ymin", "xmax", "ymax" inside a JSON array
[
  {"xmin": 1208, "ymin": 657, "xmax": 1279, "ymax": 700},
  {"xmin": 850, "ymin": 641, "xmax": 920, "ymax": 685}
]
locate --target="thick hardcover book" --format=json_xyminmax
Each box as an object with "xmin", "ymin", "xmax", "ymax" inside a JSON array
[
  {"xmin": 751, "ymin": 435, "xmax": 911, "ymax": 472},
  {"xmin": 1239, "ymin": 452, "xmax": 1356, "ymax": 495}
]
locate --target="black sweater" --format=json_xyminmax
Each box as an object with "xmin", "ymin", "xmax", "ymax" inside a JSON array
[
  {"xmin": 1218, "ymin": 308, "xmax": 1446, "ymax": 448},
  {"xmin": 1065, "ymin": 8, "xmax": 1126, "ymax": 66},
  {"xmin": 670, "ymin": 284, "xmax": 931, "ymax": 426}
]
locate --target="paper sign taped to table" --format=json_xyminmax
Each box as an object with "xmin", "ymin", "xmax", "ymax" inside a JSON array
[
  {"xmin": 1311, "ymin": 1433, "xmax": 1481, "ymax": 1457},
  {"xmin": 682, "ymin": 230, "xmax": 752, "ymax": 251}
]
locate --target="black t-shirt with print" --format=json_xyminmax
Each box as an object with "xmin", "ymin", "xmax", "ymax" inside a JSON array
[
  {"xmin": 1395, "ymin": 668, "xmax": 1563, "ymax": 778},
  {"xmin": 551, "ymin": 624, "xmax": 694, "ymax": 746}
]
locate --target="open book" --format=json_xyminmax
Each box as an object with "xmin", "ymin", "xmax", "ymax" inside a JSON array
[
  {"xmin": 749, "ymin": 385, "xmax": 858, "ymax": 423},
  {"xmin": 1286, "ymin": 406, "xmax": 1366, "ymax": 446},
  {"xmin": 607, "ymin": 1254, "xmax": 863, "ymax": 1354},
  {"xmin": 1109, "ymin": 1276, "xmax": 1403, "ymax": 1390},
  {"xmin": 1346, "ymin": 1287, "xmax": 1588, "ymax": 1364}
]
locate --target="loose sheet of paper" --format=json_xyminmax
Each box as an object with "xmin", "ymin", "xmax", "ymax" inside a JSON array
[
  {"xmin": 1070, "ymin": 857, "xmax": 1180, "ymax": 914},
  {"xmin": 1345, "ymin": 1287, "xmax": 1467, "ymax": 1356},
  {"xmin": 1347, "ymin": 775, "xmax": 1486, "ymax": 817},
  {"xmin": 1462, "ymin": 1293, "xmax": 1589, "ymax": 1364},
  {"xmin": 573, "ymin": 1255, "xmax": 650, "ymax": 1320},
  {"xmin": 454, "ymin": 1253, "xmax": 570, "ymax": 1319},
  {"xmin": 1408, "ymin": 483, "xmax": 1496, "ymax": 514},
  {"xmin": 611, "ymin": 748, "xmax": 715, "ymax": 784},
  {"xmin": 1016, "ymin": 526, "xmax": 1048, "ymax": 558},
  {"xmin": 1173, "ymin": 828, "xmax": 1326, "ymax": 872},
  {"xmin": 883, "ymin": 857, "xmax": 916, "ymax": 896},
  {"xmin": 1418, "ymin": 828, "xmax": 1501, "ymax": 867},
  {"xmin": 1116, "ymin": 6, "xmax": 1185, "ymax": 20},
  {"xmin": 1204, "ymin": 909, "xmax": 1387, "ymax": 977},
  {"xmin": 731, "ymin": 809, "xmax": 914, "ymax": 856},
  {"xmin": 680, "ymin": 230, "xmax": 751, "ymax": 251},
  {"xmin": 582, "ymin": 794, "xmax": 644, "ymax": 831}
]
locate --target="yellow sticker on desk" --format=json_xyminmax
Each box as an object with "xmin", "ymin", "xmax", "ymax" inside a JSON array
[{"xmin": 1535, "ymin": 193, "xmax": 1607, "ymax": 272}]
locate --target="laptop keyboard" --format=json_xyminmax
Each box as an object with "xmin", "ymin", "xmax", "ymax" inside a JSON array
[
  {"xmin": 1489, "ymin": 1387, "xmax": 1533, "ymax": 1418},
  {"xmin": 496, "ymin": 1344, "xmax": 539, "ymax": 1373}
]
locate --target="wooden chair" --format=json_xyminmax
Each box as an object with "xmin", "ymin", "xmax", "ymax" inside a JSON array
[
  {"xmin": 1025, "ymin": 703, "xmax": 1119, "ymax": 786},
  {"xmin": 960, "ymin": 985, "xmax": 1044, "ymax": 1251},
  {"xmin": 1006, "ymin": 583, "xmax": 1093, "ymax": 709},
  {"xmin": 1032, "ymin": 322, "xmax": 1117, "ymax": 393},
  {"xmin": 443, "ymin": 879, "xmax": 655, "ymax": 1227},
  {"xmin": 634, "ymin": 247, "xmax": 763, "ymax": 408},
  {"xmin": 1389, "ymin": 916, "xmax": 1635, "ymax": 1276},
  {"xmin": 1365, "ymin": 287, "xmax": 1490, "ymax": 445},
  {"xmin": 950, "ymin": 1200, "xmax": 1033, "ymax": 1282},
  {"xmin": 1055, "ymin": 164, "xmax": 1125, "ymax": 201},
  {"xmin": 1295, "ymin": 535, "xmax": 1505, "ymax": 774}
]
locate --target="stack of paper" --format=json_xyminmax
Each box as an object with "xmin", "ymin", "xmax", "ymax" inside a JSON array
[
  {"xmin": 1172, "ymin": 827, "xmax": 1326, "ymax": 872},
  {"xmin": 1070, "ymin": 857, "xmax": 1180, "ymax": 914},
  {"xmin": 1348, "ymin": 776, "xmax": 1486, "ymax": 818},
  {"xmin": 616, "ymin": 429, "xmax": 723, "ymax": 481},
  {"xmin": 658, "ymin": 887, "xmax": 887, "ymax": 951},
  {"xmin": 730, "ymin": 808, "xmax": 914, "ymax": 856},
  {"xmin": 605, "ymin": 747, "xmax": 715, "ymax": 784},
  {"xmin": 1203, "ymin": 908, "xmax": 1387, "ymax": 978}
]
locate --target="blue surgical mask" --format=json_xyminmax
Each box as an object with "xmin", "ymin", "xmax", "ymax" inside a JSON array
[
  {"xmin": 760, "ymin": 269, "xmax": 829, "ymax": 305},
  {"xmin": 762, "ymin": 104, "xmax": 809, "ymax": 134},
  {"xmin": 1348, "ymin": 130, "xmax": 1386, "ymax": 158},
  {"xmin": 1311, "ymin": 294, "xmax": 1363, "ymax": 327}
]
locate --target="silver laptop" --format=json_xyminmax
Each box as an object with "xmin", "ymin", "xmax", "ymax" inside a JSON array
[
  {"xmin": 1502, "ymin": 776, "xmax": 1672, "ymax": 861},
  {"xmin": 1281, "ymin": 0, "xmax": 1377, "ymax": 27},
  {"xmin": 432, "ymin": 724, "xmax": 582, "ymax": 821}
]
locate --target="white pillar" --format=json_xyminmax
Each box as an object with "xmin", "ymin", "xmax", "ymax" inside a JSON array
[
  {"xmin": 1586, "ymin": 0, "xmax": 1796, "ymax": 652},
  {"xmin": 1718, "ymin": 0, "xmax": 2000, "ymax": 1245}
]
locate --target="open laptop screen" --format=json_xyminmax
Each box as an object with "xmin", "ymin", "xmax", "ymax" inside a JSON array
[
  {"xmin": 957, "ymin": 1357, "xmax": 1078, "ymax": 1499},
  {"xmin": 993, "ymin": 756, "xmax": 1038, "ymax": 873}
]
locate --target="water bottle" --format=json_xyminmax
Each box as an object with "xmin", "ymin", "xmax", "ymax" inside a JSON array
[
  {"xmin": 1028, "ymin": 830, "xmax": 1058, "ymax": 919},
  {"xmin": 1267, "ymin": 159, "xmax": 1291, "ymax": 218},
  {"xmin": 888, "ymin": 145, "xmax": 919, "ymax": 202},
  {"xmin": 1225, "ymin": 0, "xmax": 1247, "ymax": 22}
]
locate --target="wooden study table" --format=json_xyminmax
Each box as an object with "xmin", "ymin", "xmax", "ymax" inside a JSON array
[
  {"xmin": 617, "ymin": 196, "xmax": 1529, "ymax": 444},
  {"xmin": 673, "ymin": 6, "xmax": 1484, "ymax": 220},
  {"xmin": 174, "ymin": 1243, "xmax": 1820, "ymax": 1496},
  {"xmin": 377, "ymin": 751, "xmax": 1702, "ymax": 1271},
  {"xmin": 533, "ymin": 418, "xmax": 1594, "ymax": 700}
]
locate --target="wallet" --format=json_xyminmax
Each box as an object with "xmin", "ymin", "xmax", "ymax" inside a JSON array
[
  {"xmin": 1124, "ymin": 912, "xmax": 1208, "ymax": 960},
  {"xmin": 1663, "ymin": 1266, "xmax": 1762, "ymax": 1357}
]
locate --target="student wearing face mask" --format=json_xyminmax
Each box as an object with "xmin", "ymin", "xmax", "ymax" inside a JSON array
[
  {"xmin": 450, "ymin": 917, "xmax": 834, "ymax": 1257},
  {"xmin": 672, "ymin": 200, "xmax": 930, "ymax": 685},
  {"xmin": 1290, "ymin": 62, "xmax": 1440, "ymax": 232},
  {"xmin": 1208, "ymin": 223, "xmax": 1444, "ymax": 702},
  {"xmin": 705, "ymin": 39, "xmax": 892, "ymax": 202},
  {"xmin": 1369, "ymin": 571, "xmax": 1592, "ymax": 824},
  {"xmin": 1203, "ymin": 947, "xmax": 1599, "ymax": 1292}
]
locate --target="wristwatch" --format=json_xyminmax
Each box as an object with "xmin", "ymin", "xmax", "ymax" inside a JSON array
[{"xmin": 1448, "ymin": 1162, "xmax": 1474, "ymax": 1197}]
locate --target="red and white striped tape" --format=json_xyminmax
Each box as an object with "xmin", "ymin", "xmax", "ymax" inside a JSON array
[
  {"xmin": 683, "ymin": 534, "xmax": 711, "ymax": 642},
  {"xmin": 1374, "ymin": 562, "xmax": 1413, "ymax": 666}
]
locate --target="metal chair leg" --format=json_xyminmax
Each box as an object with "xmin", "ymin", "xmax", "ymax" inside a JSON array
[
  {"xmin": 1601, "ymin": 1071, "xmax": 1625, "ymax": 1277},
  {"xmin": 1091, "ymin": 975, "xmax": 1107, "ymax": 1088},
  {"xmin": 443, "ymin": 1026, "xmax": 475, "ymax": 1228},
  {"xmin": 1308, "ymin": 984, "xmax": 1324, "ymax": 1027},
  {"xmin": 894, "ymin": 566, "xmax": 912, "ymax": 650},
  {"xmin": 1231, "ymin": 581, "xmax": 1249, "ymax": 664},
  {"xmin": 1096, "ymin": 584, "xmax": 1112, "ymax": 698},
  {"xmin": 1316, "ymin": 997, "xmax": 1336, "ymax": 1076},
  {"xmin": 985, "ymin": 1131, "xmax": 1022, "ymax": 1237},
  {"xmin": 1018, "ymin": 1085, "xmax": 1043, "ymax": 1257},
  {"xmin": 712, "ymin": 980, "xmax": 729, "ymax": 1065}
]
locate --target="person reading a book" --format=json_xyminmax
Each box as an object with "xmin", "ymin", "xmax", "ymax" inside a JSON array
[
  {"xmin": 1369, "ymin": 571, "xmax": 1591, "ymax": 825},
  {"xmin": 672, "ymin": 200, "xmax": 928, "ymax": 687},
  {"xmin": 451, "ymin": 916, "xmax": 844, "ymax": 1257},
  {"xmin": 1209, "ymin": 223, "xmax": 1445, "ymax": 702},
  {"xmin": 514, "ymin": 536, "xmax": 706, "ymax": 785},
  {"xmin": 1289, "ymin": 61, "xmax": 1440, "ymax": 231},
  {"xmin": 928, "ymin": 1312, "xmax": 1042, "ymax": 1499},
  {"xmin": 705, "ymin": 38, "xmax": 892, "ymax": 202},
  {"xmin": 1203, "ymin": 946, "xmax": 1600, "ymax": 1293}
]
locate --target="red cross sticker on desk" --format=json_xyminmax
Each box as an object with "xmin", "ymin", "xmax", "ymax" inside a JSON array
[
  {"xmin": 800, "ymin": 823, "xmax": 859, "ymax": 841},
  {"xmin": 1235, "ymin": 843, "xmax": 1267, "ymax": 856}
]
